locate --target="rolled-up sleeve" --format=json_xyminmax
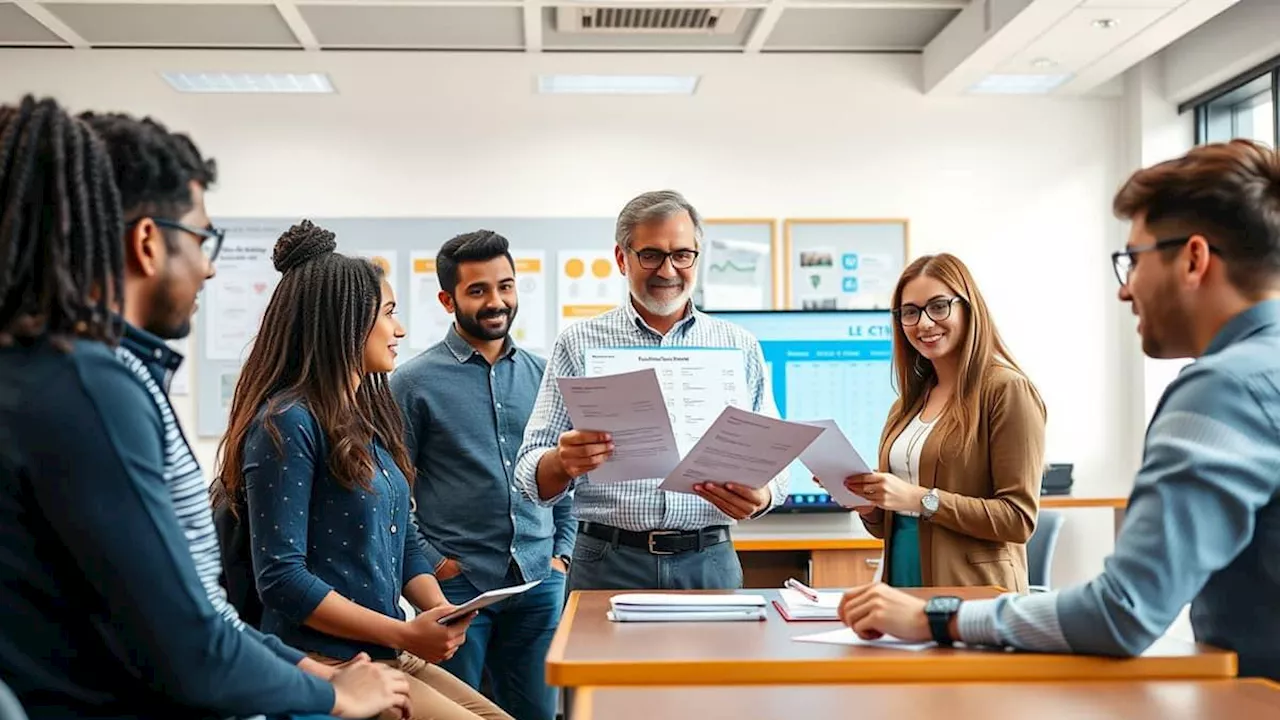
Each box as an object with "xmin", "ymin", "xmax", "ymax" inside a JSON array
[{"xmin": 244, "ymin": 406, "xmax": 335, "ymax": 625}]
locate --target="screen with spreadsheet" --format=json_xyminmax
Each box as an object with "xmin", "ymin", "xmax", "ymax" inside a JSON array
[{"xmin": 706, "ymin": 310, "xmax": 898, "ymax": 512}]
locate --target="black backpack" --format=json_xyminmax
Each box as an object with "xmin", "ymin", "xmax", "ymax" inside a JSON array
[{"xmin": 210, "ymin": 478, "xmax": 264, "ymax": 629}]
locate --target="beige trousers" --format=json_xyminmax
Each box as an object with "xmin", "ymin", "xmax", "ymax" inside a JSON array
[{"xmin": 313, "ymin": 652, "xmax": 513, "ymax": 720}]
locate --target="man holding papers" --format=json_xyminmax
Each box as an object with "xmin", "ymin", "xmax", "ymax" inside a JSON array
[{"xmin": 515, "ymin": 190, "xmax": 788, "ymax": 591}]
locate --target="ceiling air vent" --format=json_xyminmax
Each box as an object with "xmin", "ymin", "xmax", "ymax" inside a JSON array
[{"xmin": 555, "ymin": 7, "xmax": 746, "ymax": 34}]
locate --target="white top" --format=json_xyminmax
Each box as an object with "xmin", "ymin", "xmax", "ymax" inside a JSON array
[{"xmin": 887, "ymin": 411, "xmax": 937, "ymax": 518}]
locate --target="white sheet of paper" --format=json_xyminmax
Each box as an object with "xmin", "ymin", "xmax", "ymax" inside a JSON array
[
  {"xmin": 556, "ymin": 369, "xmax": 681, "ymax": 484},
  {"xmin": 797, "ymin": 419, "xmax": 874, "ymax": 508},
  {"xmin": 792, "ymin": 628, "xmax": 934, "ymax": 651},
  {"xmin": 584, "ymin": 348, "xmax": 748, "ymax": 455},
  {"xmin": 658, "ymin": 407, "xmax": 824, "ymax": 494}
]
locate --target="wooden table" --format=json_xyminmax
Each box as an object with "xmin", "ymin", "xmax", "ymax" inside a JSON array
[
  {"xmin": 734, "ymin": 496, "xmax": 1130, "ymax": 587},
  {"xmin": 546, "ymin": 588, "xmax": 1236, "ymax": 687},
  {"xmin": 571, "ymin": 679, "xmax": 1280, "ymax": 720}
]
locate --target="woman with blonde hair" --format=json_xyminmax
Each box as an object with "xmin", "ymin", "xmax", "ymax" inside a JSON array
[{"xmin": 841, "ymin": 253, "xmax": 1046, "ymax": 592}]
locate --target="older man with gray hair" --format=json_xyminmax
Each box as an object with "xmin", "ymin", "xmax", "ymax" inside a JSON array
[{"xmin": 514, "ymin": 189, "xmax": 788, "ymax": 591}]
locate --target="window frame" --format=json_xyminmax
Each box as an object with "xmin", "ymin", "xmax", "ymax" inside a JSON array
[{"xmin": 1184, "ymin": 55, "xmax": 1280, "ymax": 148}]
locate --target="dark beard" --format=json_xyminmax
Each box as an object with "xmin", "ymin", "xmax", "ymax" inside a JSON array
[{"xmin": 456, "ymin": 305, "xmax": 517, "ymax": 341}]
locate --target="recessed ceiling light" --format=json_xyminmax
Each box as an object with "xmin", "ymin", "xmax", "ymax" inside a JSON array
[
  {"xmin": 1031, "ymin": 58, "xmax": 1057, "ymax": 69},
  {"xmin": 537, "ymin": 74, "xmax": 699, "ymax": 95},
  {"xmin": 968, "ymin": 73, "xmax": 1073, "ymax": 95},
  {"xmin": 1091, "ymin": 18, "xmax": 1118, "ymax": 29},
  {"xmin": 162, "ymin": 72, "xmax": 335, "ymax": 94}
]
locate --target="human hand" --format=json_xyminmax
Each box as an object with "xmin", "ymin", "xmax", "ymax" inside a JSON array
[
  {"xmin": 811, "ymin": 476, "xmax": 884, "ymax": 519},
  {"xmin": 299, "ymin": 651, "xmax": 370, "ymax": 681},
  {"xmin": 550, "ymin": 556, "xmax": 569, "ymax": 575},
  {"xmin": 330, "ymin": 658, "xmax": 411, "ymax": 719},
  {"xmin": 400, "ymin": 604, "xmax": 472, "ymax": 663},
  {"xmin": 434, "ymin": 558, "xmax": 463, "ymax": 582},
  {"xmin": 837, "ymin": 583, "xmax": 932, "ymax": 642},
  {"xmin": 694, "ymin": 483, "xmax": 771, "ymax": 520},
  {"xmin": 844, "ymin": 472, "xmax": 926, "ymax": 513},
  {"xmin": 555, "ymin": 430, "xmax": 613, "ymax": 478}
]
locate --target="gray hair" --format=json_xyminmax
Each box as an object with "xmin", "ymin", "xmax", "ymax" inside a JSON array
[{"xmin": 614, "ymin": 190, "xmax": 704, "ymax": 249}]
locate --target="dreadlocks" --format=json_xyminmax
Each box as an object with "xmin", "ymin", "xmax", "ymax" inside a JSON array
[
  {"xmin": 0, "ymin": 95, "xmax": 124, "ymax": 348},
  {"xmin": 217, "ymin": 219, "xmax": 415, "ymax": 504}
]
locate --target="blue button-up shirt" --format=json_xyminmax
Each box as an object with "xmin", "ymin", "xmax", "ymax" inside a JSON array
[
  {"xmin": 243, "ymin": 401, "xmax": 433, "ymax": 661},
  {"xmin": 391, "ymin": 326, "xmax": 575, "ymax": 594}
]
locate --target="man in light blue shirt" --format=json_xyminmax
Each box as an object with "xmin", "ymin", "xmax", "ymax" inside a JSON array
[
  {"xmin": 836, "ymin": 139, "xmax": 1280, "ymax": 680},
  {"xmin": 515, "ymin": 190, "xmax": 789, "ymax": 591}
]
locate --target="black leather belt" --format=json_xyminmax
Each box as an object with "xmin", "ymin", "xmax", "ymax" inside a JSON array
[{"xmin": 578, "ymin": 521, "xmax": 731, "ymax": 555}]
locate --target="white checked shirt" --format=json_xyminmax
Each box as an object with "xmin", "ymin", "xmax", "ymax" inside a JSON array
[{"xmin": 515, "ymin": 299, "xmax": 788, "ymax": 532}]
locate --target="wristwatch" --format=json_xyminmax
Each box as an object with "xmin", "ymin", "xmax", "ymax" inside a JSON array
[
  {"xmin": 924, "ymin": 595, "xmax": 962, "ymax": 646},
  {"xmin": 556, "ymin": 554, "xmax": 573, "ymax": 571},
  {"xmin": 920, "ymin": 488, "xmax": 940, "ymax": 519}
]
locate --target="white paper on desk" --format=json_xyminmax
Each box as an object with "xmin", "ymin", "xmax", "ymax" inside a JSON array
[
  {"xmin": 792, "ymin": 628, "xmax": 934, "ymax": 651},
  {"xmin": 658, "ymin": 407, "xmax": 825, "ymax": 494},
  {"xmin": 796, "ymin": 419, "xmax": 873, "ymax": 508},
  {"xmin": 608, "ymin": 609, "xmax": 767, "ymax": 623},
  {"xmin": 556, "ymin": 369, "xmax": 681, "ymax": 484}
]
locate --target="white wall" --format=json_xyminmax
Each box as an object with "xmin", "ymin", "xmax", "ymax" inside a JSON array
[
  {"xmin": 1161, "ymin": 0, "xmax": 1280, "ymax": 105},
  {"xmin": 1, "ymin": 48, "xmax": 1139, "ymax": 586}
]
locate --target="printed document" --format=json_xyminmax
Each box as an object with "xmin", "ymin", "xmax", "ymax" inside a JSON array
[
  {"xmin": 556, "ymin": 369, "xmax": 681, "ymax": 484},
  {"xmin": 584, "ymin": 348, "xmax": 748, "ymax": 455},
  {"xmin": 659, "ymin": 407, "xmax": 824, "ymax": 494},
  {"xmin": 796, "ymin": 419, "xmax": 874, "ymax": 507},
  {"xmin": 792, "ymin": 628, "xmax": 934, "ymax": 651}
]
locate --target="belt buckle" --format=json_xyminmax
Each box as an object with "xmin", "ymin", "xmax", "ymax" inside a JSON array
[{"xmin": 647, "ymin": 530, "xmax": 679, "ymax": 555}]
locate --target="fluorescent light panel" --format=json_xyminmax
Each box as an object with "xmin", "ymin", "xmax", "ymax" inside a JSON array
[
  {"xmin": 538, "ymin": 74, "xmax": 699, "ymax": 95},
  {"xmin": 967, "ymin": 73, "xmax": 1072, "ymax": 95},
  {"xmin": 162, "ymin": 72, "xmax": 334, "ymax": 94}
]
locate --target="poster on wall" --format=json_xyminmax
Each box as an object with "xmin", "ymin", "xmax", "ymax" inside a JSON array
[
  {"xmin": 699, "ymin": 236, "xmax": 772, "ymax": 310},
  {"xmin": 556, "ymin": 250, "xmax": 623, "ymax": 334},
  {"xmin": 511, "ymin": 252, "xmax": 549, "ymax": 352},
  {"xmin": 408, "ymin": 251, "xmax": 452, "ymax": 349},
  {"xmin": 784, "ymin": 220, "xmax": 908, "ymax": 310},
  {"xmin": 204, "ymin": 236, "xmax": 280, "ymax": 361}
]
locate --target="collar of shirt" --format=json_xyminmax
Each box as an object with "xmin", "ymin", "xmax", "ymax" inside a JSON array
[
  {"xmin": 443, "ymin": 323, "xmax": 518, "ymax": 365},
  {"xmin": 1205, "ymin": 298, "xmax": 1280, "ymax": 356},
  {"xmin": 120, "ymin": 321, "xmax": 184, "ymax": 385},
  {"xmin": 621, "ymin": 296, "xmax": 701, "ymax": 338}
]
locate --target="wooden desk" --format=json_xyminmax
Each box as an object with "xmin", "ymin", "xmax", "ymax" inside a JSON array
[
  {"xmin": 571, "ymin": 679, "xmax": 1280, "ymax": 720},
  {"xmin": 734, "ymin": 496, "xmax": 1129, "ymax": 587},
  {"xmin": 546, "ymin": 588, "xmax": 1236, "ymax": 687}
]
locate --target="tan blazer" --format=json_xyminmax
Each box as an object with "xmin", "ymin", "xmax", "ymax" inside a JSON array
[{"xmin": 860, "ymin": 365, "xmax": 1046, "ymax": 593}]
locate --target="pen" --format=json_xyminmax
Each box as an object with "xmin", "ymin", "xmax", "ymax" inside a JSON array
[{"xmin": 785, "ymin": 577, "xmax": 820, "ymax": 602}]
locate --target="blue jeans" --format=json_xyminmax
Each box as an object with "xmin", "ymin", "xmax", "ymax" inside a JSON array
[{"xmin": 437, "ymin": 565, "xmax": 566, "ymax": 720}]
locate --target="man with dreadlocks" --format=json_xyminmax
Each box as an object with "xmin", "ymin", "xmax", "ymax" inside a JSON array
[{"xmin": 0, "ymin": 95, "xmax": 408, "ymax": 720}]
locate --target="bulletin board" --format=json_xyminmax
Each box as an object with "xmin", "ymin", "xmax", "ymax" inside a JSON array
[
  {"xmin": 194, "ymin": 215, "xmax": 780, "ymax": 437},
  {"xmin": 693, "ymin": 218, "xmax": 778, "ymax": 311},
  {"xmin": 782, "ymin": 219, "xmax": 909, "ymax": 310}
]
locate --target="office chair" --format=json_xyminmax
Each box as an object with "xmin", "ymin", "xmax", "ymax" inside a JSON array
[
  {"xmin": 0, "ymin": 677, "xmax": 29, "ymax": 720},
  {"xmin": 1027, "ymin": 510, "xmax": 1065, "ymax": 594}
]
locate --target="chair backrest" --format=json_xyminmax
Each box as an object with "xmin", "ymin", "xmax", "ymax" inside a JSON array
[
  {"xmin": 1027, "ymin": 509, "xmax": 1065, "ymax": 591},
  {"xmin": 0, "ymin": 676, "xmax": 29, "ymax": 720}
]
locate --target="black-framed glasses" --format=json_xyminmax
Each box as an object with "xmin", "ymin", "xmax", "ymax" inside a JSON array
[
  {"xmin": 1110, "ymin": 236, "xmax": 1222, "ymax": 286},
  {"xmin": 130, "ymin": 217, "xmax": 225, "ymax": 263},
  {"xmin": 630, "ymin": 247, "xmax": 699, "ymax": 270},
  {"xmin": 893, "ymin": 296, "xmax": 963, "ymax": 326}
]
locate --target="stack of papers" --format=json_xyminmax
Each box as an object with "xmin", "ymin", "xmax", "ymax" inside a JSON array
[
  {"xmin": 607, "ymin": 593, "xmax": 768, "ymax": 622},
  {"xmin": 774, "ymin": 588, "xmax": 843, "ymax": 621}
]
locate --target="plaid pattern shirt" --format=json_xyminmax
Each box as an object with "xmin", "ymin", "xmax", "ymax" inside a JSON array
[{"xmin": 514, "ymin": 300, "xmax": 788, "ymax": 532}]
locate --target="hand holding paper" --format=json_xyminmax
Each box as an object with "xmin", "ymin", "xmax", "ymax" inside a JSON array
[
  {"xmin": 797, "ymin": 419, "xmax": 874, "ymax": 508},
  {"xmin": 659, "ymin": 407, "xmax": 824, "ymax": 494},
  {"xmin": 556, "ymin": 369, "xmax": 681, "ymax": 484}
]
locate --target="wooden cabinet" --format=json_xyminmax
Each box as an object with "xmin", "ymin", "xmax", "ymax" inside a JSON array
[{"xmin": 734, "ymin": 537, "xmax": 882, "ymax": 590}]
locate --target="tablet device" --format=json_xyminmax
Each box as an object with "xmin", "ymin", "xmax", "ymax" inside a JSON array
[{"xmin": 436, "ymin": 579, "xmax": 544, "ymax": 625}]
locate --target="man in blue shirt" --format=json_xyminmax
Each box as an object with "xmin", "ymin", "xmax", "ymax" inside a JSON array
[
  {"xmin": 391, "ymin": 230, "xmax": 574, "ymax": 720},
  {"xmin": 0, "ymin": 95, "xmax": 406, "ymax": 719},
  {"xmin": 836, "ymin": 139, "xmax": 1280, "ymax": 681}
]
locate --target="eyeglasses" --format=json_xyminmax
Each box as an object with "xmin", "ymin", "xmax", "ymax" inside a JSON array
[
  {"xmin": 893, "ymin": 296, "xmax": 963, "ymax": 326},
  {"xmin": 630, "ymin": 247, "xmax": 699, "ymax": 270},
  {"xmin": 130, "ymin": 217, "xmax": 225, "ymax": 263},
  {"xmin": 1110, "ymin": 236, "xmax": 1222, "ymax": 286}
]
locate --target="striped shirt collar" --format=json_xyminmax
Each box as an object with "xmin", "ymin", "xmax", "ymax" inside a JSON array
[{"xmin": 120, "ymin": 321, "xmax": 183, "ymax": 378}]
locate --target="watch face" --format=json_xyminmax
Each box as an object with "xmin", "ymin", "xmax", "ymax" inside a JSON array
[
  {"xmin": 926, "ymin": 596, "xmax": 962, "ymax": 614},
  {"xmin": 922, "ymin": 492, "xmax": 939, "ymax": 511}
]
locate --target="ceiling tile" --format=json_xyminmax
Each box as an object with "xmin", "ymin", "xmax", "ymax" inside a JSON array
[
  {"xmin": 542, "ymin": 6, "xmax": 759, "ymax": 50},
  {"xmin": 0, "ymin": 3, "xmax": 65, "ymax": 45},
  {"xmin": 762, "ymin": 8, "xmax": 958, "ymax": 51},
  {"xmin": 44, "ymin": 3, "xmax": 300, "ymax": 47},
  {"xmin": 999, "ymin": 6, "xmax": 1171, "ymax": 73},
  {"xmin": 300, "ymin": 5, "xmax": 524, "ymax": 49}
]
